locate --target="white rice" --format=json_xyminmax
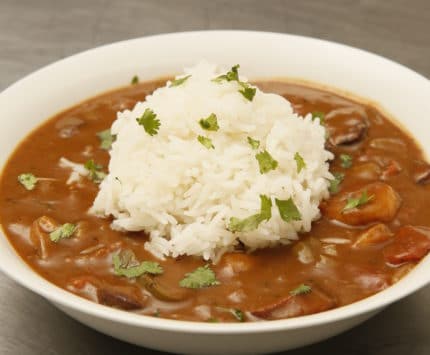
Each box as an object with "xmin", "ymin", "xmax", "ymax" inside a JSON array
[{"xmin": 90, "ymin": 62, "xmax": 333, "ymax": 261}]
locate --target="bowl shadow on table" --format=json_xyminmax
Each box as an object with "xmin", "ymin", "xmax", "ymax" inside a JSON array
[{"xmin": 2, "ymin": 273, "xmax": 428, "ymax": 355}]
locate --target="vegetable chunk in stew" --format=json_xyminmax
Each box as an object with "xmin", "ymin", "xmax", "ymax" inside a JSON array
[{"xmin": 1, "ymin": 79, "xmax": 429, "ymax": 322}]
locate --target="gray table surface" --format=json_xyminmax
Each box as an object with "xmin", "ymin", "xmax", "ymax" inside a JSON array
[{"xmin": 0, "ymin": 1, "xmax": 429, "ymax": 354}]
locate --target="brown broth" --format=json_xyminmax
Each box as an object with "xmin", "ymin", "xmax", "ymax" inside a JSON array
[{"xmin": 1, "ymin": 79, "xmax": 429, "ymax": 322}]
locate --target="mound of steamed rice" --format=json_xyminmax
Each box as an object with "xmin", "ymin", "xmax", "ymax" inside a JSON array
[{"xmin": 90, "ymin": 63, "xmax": 333, "ymax": 261}]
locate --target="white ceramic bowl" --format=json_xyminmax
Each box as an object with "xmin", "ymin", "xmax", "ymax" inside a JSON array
[{"xmin": 0, "ymin": 31, "xmax": 429, "ymax": 354}]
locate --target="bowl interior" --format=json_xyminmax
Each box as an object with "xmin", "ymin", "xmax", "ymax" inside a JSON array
[{"xmin": 0, "ymin": 30, "xmax": 429, "ymax": 333}]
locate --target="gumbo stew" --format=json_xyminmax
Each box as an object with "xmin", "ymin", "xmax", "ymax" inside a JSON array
[{"xmin": 1, "ymin": 79, "xmax": 429, "ymax": 322}]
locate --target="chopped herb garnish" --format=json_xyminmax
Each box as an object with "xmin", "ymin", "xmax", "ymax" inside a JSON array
[
  {"xmin": 340, "ymin": 154, "xmax": 352, "ymax": 168},
  {"xmin": 213, "ymin": 65, "xmax": 256, "ymax": 101},
  {"xmin": 231, "ymin": 309, "xmax": 245, "ymax": 322},
  {"xmin": 113, "ymin": 250, "xmax": 163, "ymax": 279},
  {"xmin": 84, "ymin": 159, "xmax": 106, "ymax": 183},
  {"xmin": 328, "ymin": 172, "xmax": 345, "ymax": 194},
  {"xmin": 179, "ymin": 265, "xmax": 220, "ymax": 289},
  {"xmin": 17, "ymin": 173, "xmax": 38, "ymax": 190},
  {"xmin": 49, "ymin": 223, "xmax": 77, "ymax": 242},
  {"xmin": 170, "ymin": 75, "xmax": 191, "ymax": 87},
  {"xmin": 255, "ymin": 150, "xmax": 278, "ymax": 174},
  {"xmin": 229, "ymin": 215, "xmax": 262, "ymax": 233},
  {"xmin": 228, "ymin": 195, "xmax": 272, "ymax": 232},
  {"xmin": 199, "ymin": 113, "xmax": 219, "ymax": 131},
  {"xmin": 290, "ymin": 284, "xmax": 312, "ymax": 296},
  {"xmin": 136, "ymin": 108, "xmax": 160, "ymax": 136},
  {"xmin": 216, "ymin": 307, "xmax": 245, "ymax": 322},
  {"xmin": 239, "ymin": 85, "xmax": 256, "ymax": 102},
  {"xmin": 294, "ymin": 152, "xmax": 306, "ymax": 173},
  {"xmin": 207, "ymin": 318, "xmax": 219, "ymax": 323},
  {"xmin": 275, "ymin": 198, "xmax": 301, "ymax": 222},
  {"xmin": 131, "ymin": 75, "xmax": 139, "ymax": 85},
  {"xmin": 213, "ymin": 64, "xmax": 240, "ymax": 83},
  {"xmin": 342, "ymin": 190, "xmax": 374, "ymax": 212},
  {"xmin": 96, "ymin": 129, "xmax": 116, "ymax": 150},
  {"xmin": 247, "ymin": 136, "xmax": 260, "ymax": 150},
  {"xmin": 311, "ymin": 111, "xmax": 325, "ymax": 124},
  {"xmin": 197, "ymin": 135, "xmax": 214, "ymax": 149}
]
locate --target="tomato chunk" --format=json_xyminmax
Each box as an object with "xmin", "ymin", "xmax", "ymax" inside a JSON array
[{"xmin": 383, "ymin": 226, "xmax": 430, "ymax": 265}]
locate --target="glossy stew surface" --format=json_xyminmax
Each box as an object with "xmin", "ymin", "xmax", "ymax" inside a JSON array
[{"xmin": 1, "ymin": 80, "xmax": 429, "ymax": 322}]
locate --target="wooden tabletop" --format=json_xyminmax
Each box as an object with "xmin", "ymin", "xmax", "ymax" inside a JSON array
[{"xmin": 0, "ymin": 1, "xmax": 429, "ymax": 354}]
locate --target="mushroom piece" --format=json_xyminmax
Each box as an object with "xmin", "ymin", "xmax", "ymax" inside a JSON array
[
  {"xmin": 138, "ymin": 274, "xmax": 190, "ymax": 302},
  {"xmin": 322, "ymin": 182, "xmax": 401, "ymax": 226},
  {"xmin": 325, "ymin": 107, "xmax": 368, "ymax": 146},
  {"xmin": 251, "ymin": 284, "xmax": 336, "ymax": 320},
  {"xmin": 383, "ymin": 226, "xmax": 430, "ymax": 265},
  {"xmin": 97, "ymin": 287, "xmax": 144, "ymax": 310},
  {"xmin": 69, "ymin": 276, "xmax": 146, "ymax": 310}
]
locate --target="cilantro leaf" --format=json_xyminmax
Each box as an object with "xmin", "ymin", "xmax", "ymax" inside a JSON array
[
  {"xmin": 18, "ymin": 173, "xmax": 38, "ymax": 190},
  {"xmin": 228, "ymin": 195, "xmax": 272, "ymax": 232},
  {"xmin": 239, "ymin": 85, "xmax": 256, "ymax": 101},
  {"xmin": 213, "ymin": 65, "xmax": 240, "ymax": 82},
  {"xmin": 49, "ymin": 223, "xmax": 77, "ymax": 242},
  {"xmin": 96, "ymin": 129, "xmax": 116, "ymax": 150},
  {"xmin": 232, "ymin": 308, "xmax": 245, "ymax": 322},
  {"xmin": 169, "ymin": 75, "xmax": 191, "ymax": 87},
  {"xmin": 136, "ymin": 108, "xmax": 160, "ymax": 136},
  {"xmin": 197, "ymin": 135, "xmax": 214, "ymax": 149},
  {"xmin": 179, "ymin": 265, "xmax": 220, "ymax": 289},
  {"xmin": 340, "ymin": 154, "xmax": 352, "ymax": 168},
  {"xmin": 258, "ymin": 194, "xmax": 272, "ymax": 220},
  {"xmin": 290, "ymin": 284, "xmax": 312, "ymax": 296},
  {"xmin": 328, "ymin": 172, "xmax": 345, "ymax": 194},
  {"xmin": 113, "ymin": 250, "xmax": 163, "ymax": 278},
  {"xmin": 311, "ymin": 111, "xmax": 325, "ymax": 124},
  {"xmin": 229, "ymin": 215, "xmax": 262, "ymax": 233},
  {"xmin": 131, "ymin": 75, "xmax": 139, "ymax": 85},
  {"xmin": 247, "ymin": 136, "xmax": 260, "ymax": 150},
  {"xmin": 84, "ymin": 159, "xmax": 106, "ymax": 183},
  {"xmin": 294, "ymin": 152, "xmax": 306, "ymax": 173},
  {"xmin": 213, "ymin": 65, "xmax": 256, "ymax": 101},
  {"xmin": 216, "ymin": 307, "xmax": 246, "ymax": 322},
  {"xmin": 275, "ymin": 198, "xmax": 301, "ymax": 222},
  {"xmin": 342, "ymin": 190, "xmax": 374, "ymax": 212},
  {"xmin": 199, "ymin": 113, "xmax": 219, "ymax": 131},
  {"xmin": 255, "ymin": 150, "xmax": 278, "ymax": 174}
]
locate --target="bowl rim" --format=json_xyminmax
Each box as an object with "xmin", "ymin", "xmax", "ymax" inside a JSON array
[{"xmin": 0, "ymin": 30, "xmax": 429, "ymax": 334}]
